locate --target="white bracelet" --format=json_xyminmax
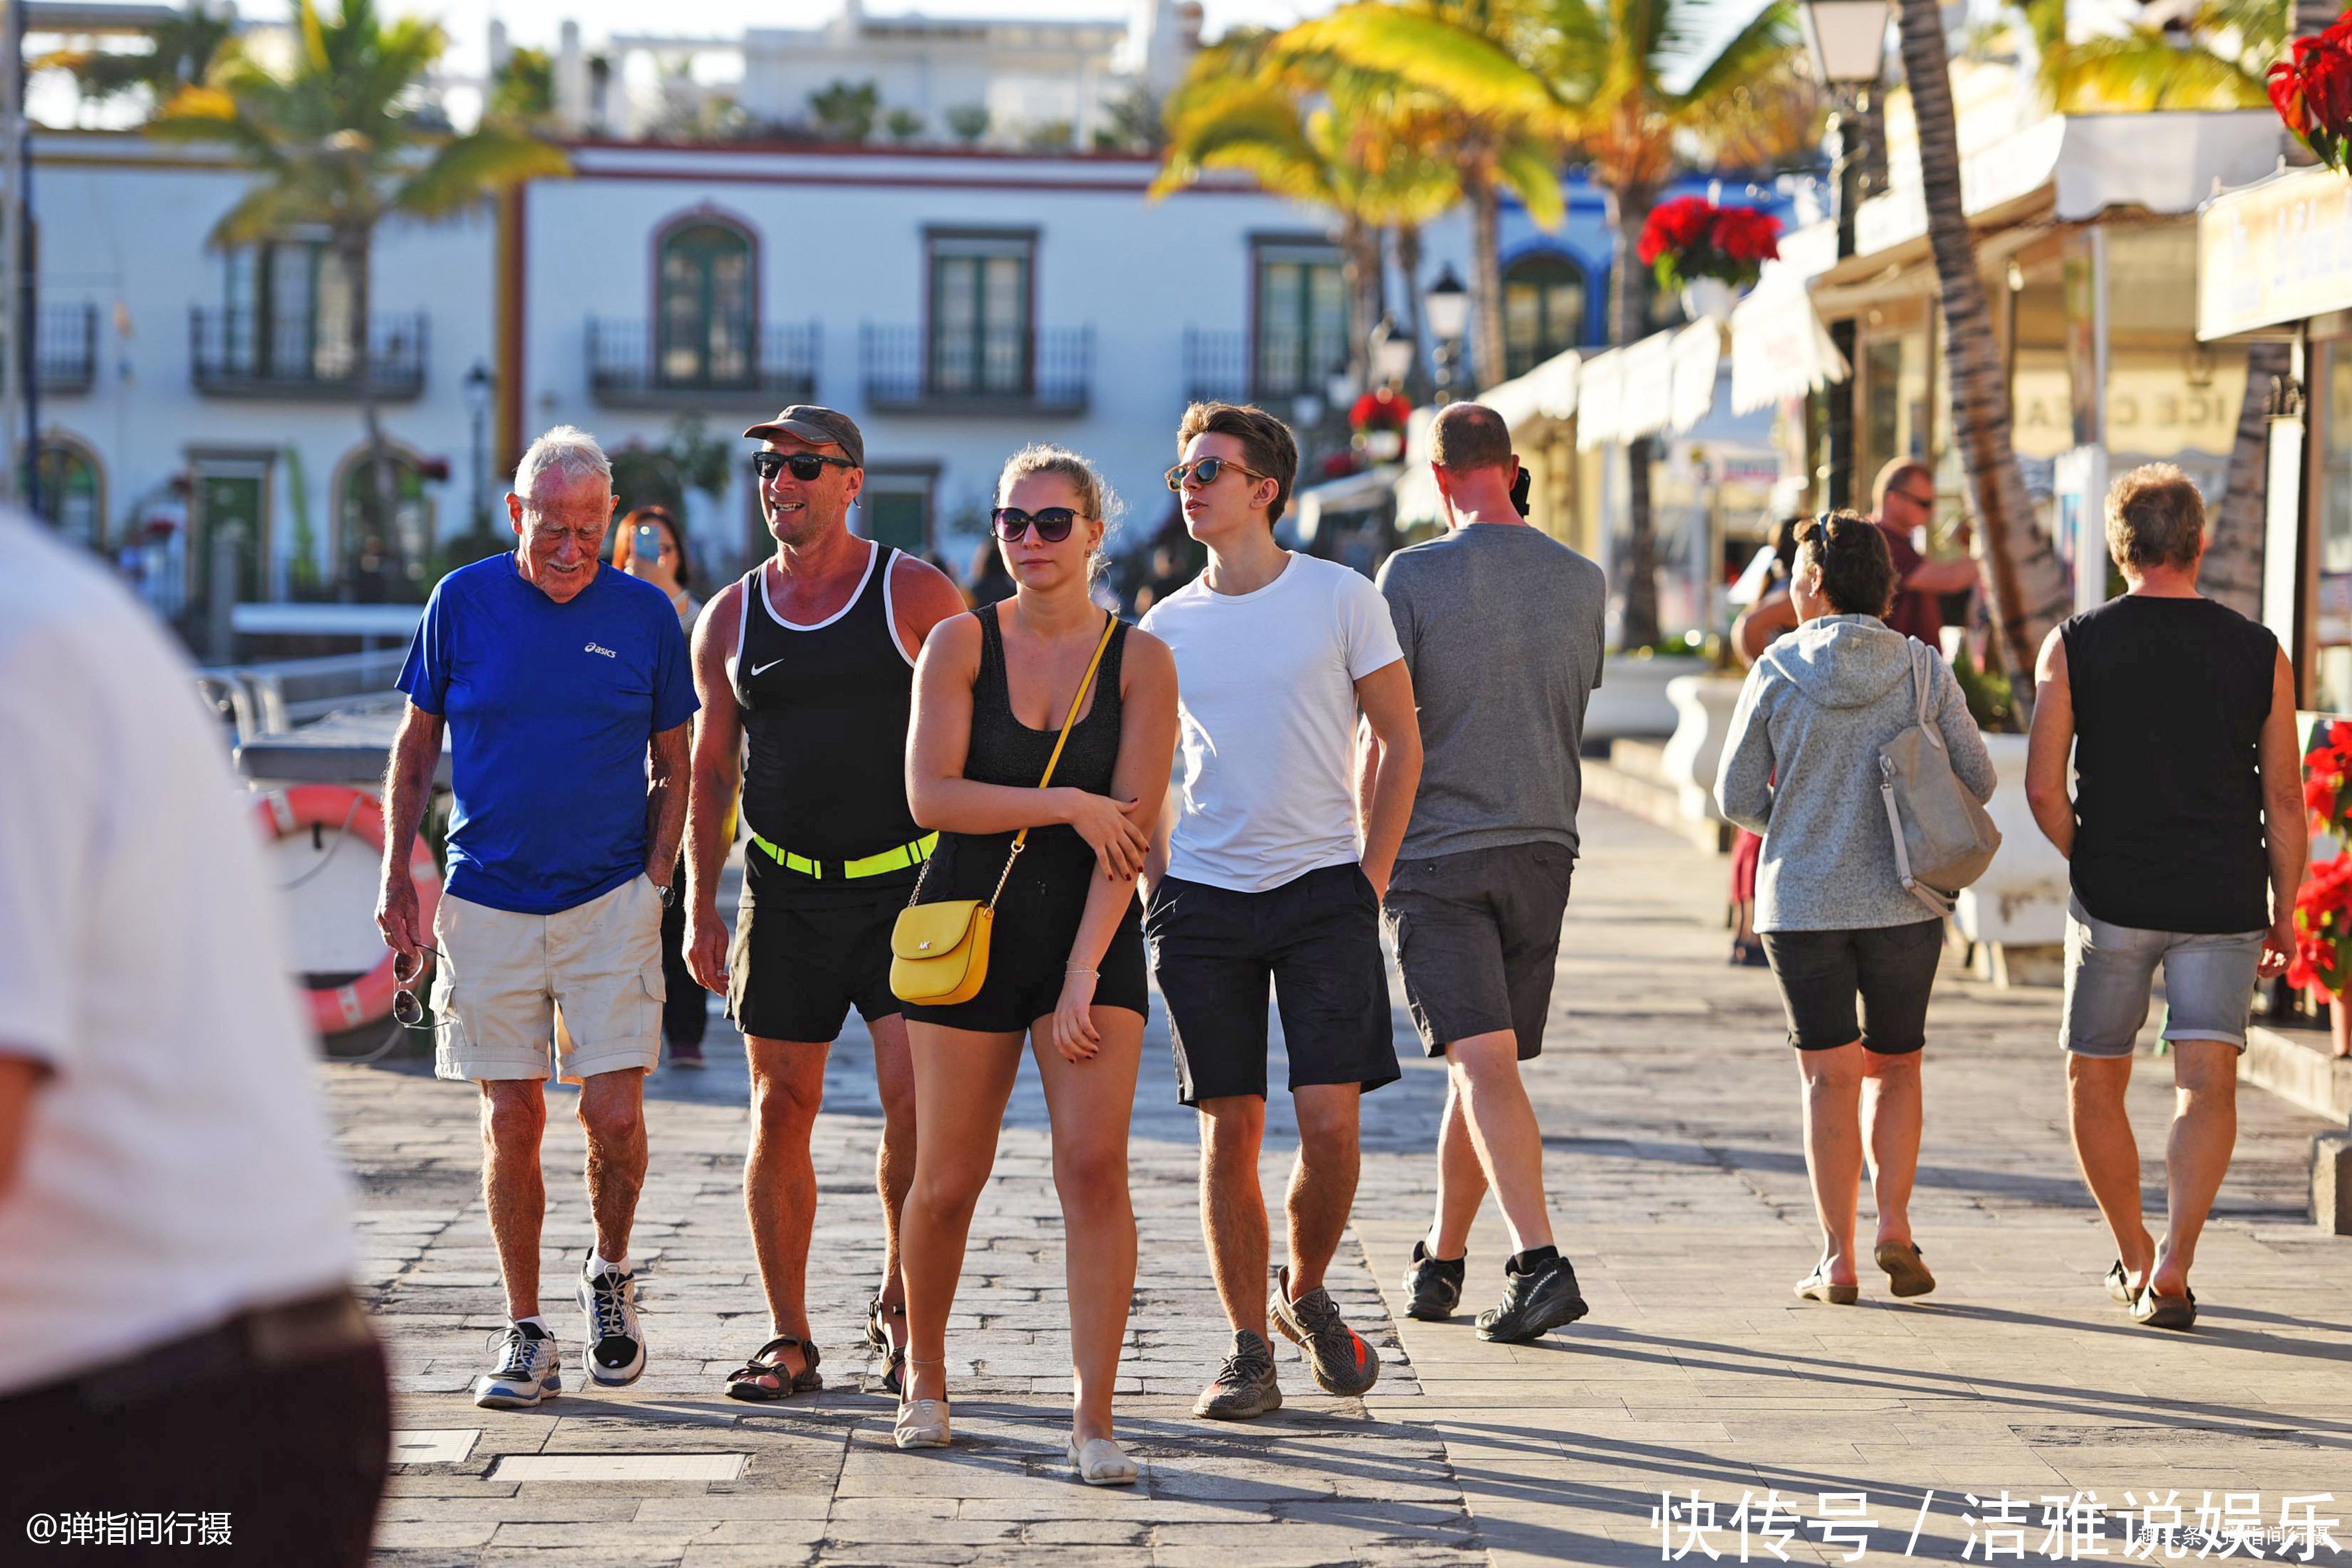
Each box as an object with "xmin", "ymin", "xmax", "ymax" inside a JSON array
[{"xmin": 1065, "ymin": 966, "xmax": 1097, "ymax": 977}]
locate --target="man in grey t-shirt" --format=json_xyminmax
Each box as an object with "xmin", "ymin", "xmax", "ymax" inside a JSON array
[{"xmin": 1364, "ymin": 402, "xmax": 1606, "ymax": 1344}]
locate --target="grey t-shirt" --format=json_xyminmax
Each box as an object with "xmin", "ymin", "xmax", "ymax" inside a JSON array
[{"xmin": 1375, "ymin": 522, "xmax": 1607, "ymax": 859}]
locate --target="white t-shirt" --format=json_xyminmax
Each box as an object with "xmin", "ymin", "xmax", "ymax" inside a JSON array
[
  {"xmin": 1140, "ymin": 552, "xmax": 1404, "ymax": 894},
  {"xmin": 0, "ymin": 517, "xmax": 354, "ymax": 1395}
]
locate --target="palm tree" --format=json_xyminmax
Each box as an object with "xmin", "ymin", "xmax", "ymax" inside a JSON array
[
  {"xmin": 150, "ymin": 0, "xmax": 567, "ymax": 590},
  {"xmin": 1265, "ymin": 3, "xmax": 1569, "ymax": 396},
  {"xmin": 1156, "ymin": 34, "xmax": 1464, "ymax": 392},
  {"xmin": 1895, "ymin": 0, "xmax": 2073, "ymax": 685},
  {"xmin": 1534, "ymin": 0, "xmax": 1808, "ymax": 645}
]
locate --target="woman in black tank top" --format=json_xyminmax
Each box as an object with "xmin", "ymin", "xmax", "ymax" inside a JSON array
[{"xmin": 892, "ymin": 447, "xmax": 1178, "ymax": 1482}]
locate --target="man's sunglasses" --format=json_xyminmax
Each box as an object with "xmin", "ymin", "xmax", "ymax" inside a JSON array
[
  {"xmin": 1164, "ymin": 456, "xmax": 1271, "ymax": 493},
  {"xmin": 753, "ymin": 451, "xmax": 857, "ymax": 483},
  {"xmin": 991, "ymin": 507, "xmax": 1086, "ymax": 543},
  {"xmin": 391, "ymin": 945, "xmax": 444, "ymax": 1030}
]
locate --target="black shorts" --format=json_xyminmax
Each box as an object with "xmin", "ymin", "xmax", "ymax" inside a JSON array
[
  {"xmin": 727, "ymin": 851, "xmax": 910, "ymax": 1042},
  {"xmin": 1382, "ymin": 842, "xmax": 1574, "ymax": 1060},
  {"xmin": 903, "ymin": 890, "xmax": 1148, "ymax": 1034},
  {"xmin": 1146, "ymin": 862, "xmax": 1400, "ymax": 1107},
  {"xmin": 1760, "ymin": 919, "xmax": 1945, "ymax": 1054}
]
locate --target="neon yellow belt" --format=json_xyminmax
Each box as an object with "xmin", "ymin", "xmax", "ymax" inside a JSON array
[{"xmin": 751, "ymin": 831, "xmax": 937, "ymax": 880}]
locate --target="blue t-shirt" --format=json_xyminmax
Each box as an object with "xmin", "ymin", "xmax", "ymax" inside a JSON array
[{"xmin": 397, "ymin": 556, "xmax": 698, "ymax": 915}]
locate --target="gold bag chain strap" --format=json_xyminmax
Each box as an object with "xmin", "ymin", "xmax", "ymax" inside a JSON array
[{"xmin": 908, "ymin": 609, "xmax": 1118, "ymax": 912}]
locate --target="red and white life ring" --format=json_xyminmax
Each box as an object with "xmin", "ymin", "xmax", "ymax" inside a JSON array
[{"xmin": 253, "ymin": 784, "xmax": 441, "ymax": 1034}]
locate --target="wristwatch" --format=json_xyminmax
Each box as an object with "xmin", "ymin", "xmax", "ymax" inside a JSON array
[{"xmin": 655, "ymin": 878, "xmax": 675, "ymax": 909}]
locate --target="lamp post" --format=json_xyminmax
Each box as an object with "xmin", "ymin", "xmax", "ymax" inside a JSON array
[
  {"xmin": 462, "ymin": 361, "xmax": 493, "ymax": 532},
  {"xmin": 1423, "ymin": 266, "xmax": 1470, "ymax": 404},
  {"xmin": 1799, "ymin": 0, "xmax": 1889, "ymax": 510}
]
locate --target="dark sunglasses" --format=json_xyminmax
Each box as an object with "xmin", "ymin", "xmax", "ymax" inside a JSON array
[
  {"xmin": 991, "ymin": 506, "xmax": 1085, "ymax": 542},
  {"xmin": 1164, "ymin": 455, "xmax": 1271, "ymax": 493},
  {"xmin": 391, "ymin": 945, "xmax": 444, "ymax": 1030},
  {"xmin": 753, "ymin": 451, "xmax": 856, "ymax": 483}
]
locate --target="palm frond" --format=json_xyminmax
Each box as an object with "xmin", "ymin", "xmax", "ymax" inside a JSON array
[
  {"xmin": 396, "ymin": 127, "xmax": 570, "ymax": 217},
  {"xmin": 1277, "ymin": 5, "xmax": 1567, "ymax": 128},
  {"xmin": 1674, "ymin": 0, "xmax": 1802, "ymax": 108},
  {"xmin": 1496, "ymin": 133, "xmax": 1568, "ymax": 226}
]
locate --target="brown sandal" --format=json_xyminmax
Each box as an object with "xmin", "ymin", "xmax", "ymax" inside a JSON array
[{"xmin": 724, "ymin": 1335, "xmax": 823, "ymax": 1401}]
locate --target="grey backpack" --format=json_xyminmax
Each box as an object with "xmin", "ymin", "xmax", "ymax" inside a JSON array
[{"xmin": 1877, "ymin": 639, "xmax": 2001, "ymax": 915}]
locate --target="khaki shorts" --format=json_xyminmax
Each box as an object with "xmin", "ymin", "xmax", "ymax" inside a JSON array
[{"xmin": 431, "ymin": 875, "xmax": 665, "ymax": 1083}]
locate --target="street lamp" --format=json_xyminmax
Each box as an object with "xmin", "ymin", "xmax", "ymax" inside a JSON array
[
  {"xmin": 1368, "ymin": 315, "xmax": 1413, "ymax": 390},
  {"xmin": 1424, "ymin": 266, "xmax": 1470, "ymax": 403},
  {"xmin": 1798, "ymin": 0, "xmax": 1888, "ymax": 509},
  {"xmin": 462, "ymin": 360, "xmax": 493, "ymax": 530}
]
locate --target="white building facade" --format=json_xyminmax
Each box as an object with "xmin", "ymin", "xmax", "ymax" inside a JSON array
[{"xmin": 25, "ymin": 128, "xmax": 1475, "ymax": 646}]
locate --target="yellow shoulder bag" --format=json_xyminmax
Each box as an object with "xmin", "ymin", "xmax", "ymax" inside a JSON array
[{"xmin": 889, "ymin": 611, "xmax": 1117, "ymax": 1006}]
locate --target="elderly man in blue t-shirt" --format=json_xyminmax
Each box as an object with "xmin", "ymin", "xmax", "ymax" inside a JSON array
[{"xmin": 375, "ymin": 426, "xmax": 698, "ymax": 1410}]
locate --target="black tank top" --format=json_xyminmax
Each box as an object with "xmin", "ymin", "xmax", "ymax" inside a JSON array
[
  {"xmin": 917, "ymin": 604, "xmax": 1128, "ymax": 909},
  {"xmin": 732, "ymin": 542, "xmax": 924, "ymax": 866},
  {"xmin": 2061, "ymin": 594, "xmax": 2277, "ymax": 933}
]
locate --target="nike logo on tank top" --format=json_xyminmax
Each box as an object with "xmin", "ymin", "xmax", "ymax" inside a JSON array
[{"xmin": 731, "ymin": 540, "xmax": 924, "ymax": 866}]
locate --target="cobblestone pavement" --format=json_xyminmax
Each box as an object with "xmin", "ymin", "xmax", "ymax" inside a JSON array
[{"xmin": 340, "ymin": 807, "xmax": 2352, "ymax": 1567}]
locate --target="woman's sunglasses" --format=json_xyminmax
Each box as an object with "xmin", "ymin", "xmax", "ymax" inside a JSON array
[
  {"xmin": 991, "ymin": 507, "xmax": 1085, "ymax": 543},
  {"xmin": 753, "ymin": 451, "xmax": 857, "ymax": 483},
  {"xmin": 1164, "ymin": 456, "xmax": 1271, "ymax": 493}
]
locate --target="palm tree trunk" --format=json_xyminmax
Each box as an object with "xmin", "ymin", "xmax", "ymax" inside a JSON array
[
  {"xmin": 2202, "ymin": 340, "xmax": 2291, "ymax": 618},
  {"xmin": 1611, "ymin": 183, "xmax": 1661, "ymax": 649},
  {"xmin": 1340, "ymin": 215, "xmax": 1382, "ymax": 394},
  {"xmin": 344, "ymin": 226, "xmax": 399, "ymax": 599},
  {"xmin": 1395, "ymin": 222, "xmax": 1429, "ymax": 402},
  {"xmin": 1466, "ymin": 164, "xmax": 1504, "ymax": 396},
  {"xmin": 1893, "ymin": 0, "xmax": 2072, "ymax": 694}
]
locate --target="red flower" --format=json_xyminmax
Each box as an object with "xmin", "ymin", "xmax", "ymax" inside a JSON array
[
  {"xmin": 1348, "ymin": 387, "xmax": 1409, "ymax": 433},
  {"xmin": 2271, "ymin": 58, "xmax": 2311, "ymax": 133},
  {"xmin": 1638, "ymin": 197, "xmax": 1714, "ymax": 266},
  {"xmin": 2272, "ymin": 23, "xmax": 2352, "ymax": 167},
  {"xmin": 1709, "ymin": 206, "xmax": 1782, "ymax": 264},
  {"xmin": 2308, "ymin": 775, "xmax": 2337, "ymax": 821}
]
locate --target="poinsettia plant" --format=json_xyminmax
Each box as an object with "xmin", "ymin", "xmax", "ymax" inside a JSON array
[
  {"xmin": 1349, "ymin": 387, "xmax": 1409, "ymax": 434},
  {"xmin": 2290, "ymin": 720, "xmax": 2352, "ymax": 991},
  {"xmin": 1638, "ymin": 198, "xmax": 1782, "ymax": 293},
  {"xmin": 2268, "ymin": 16, "xmax": 2352, "ymax": 173}
]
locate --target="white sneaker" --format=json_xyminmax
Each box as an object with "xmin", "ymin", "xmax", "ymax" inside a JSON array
[
  {"xmin": 578, "ymin": 1265, "xmax": 647, "ymax": 1387},
  {"xmin": 474, "ymin": 1324, "xmax": 562, "ymax": 1409}
]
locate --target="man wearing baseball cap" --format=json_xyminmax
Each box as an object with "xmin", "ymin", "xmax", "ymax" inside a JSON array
[{"xmin": 681, "ymin": 407, "xmax": 966, "ymax": 1400}]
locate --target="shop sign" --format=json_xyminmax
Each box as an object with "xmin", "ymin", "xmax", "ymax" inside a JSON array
[{"xmin": 2199, "ymin": 167, "xmax": 2352, "ymax": 339}]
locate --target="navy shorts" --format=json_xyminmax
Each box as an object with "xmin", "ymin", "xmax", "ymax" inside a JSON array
[{"xmin": 1145, "ymin": 862, "xmax": 1400, "ymax": 1106}]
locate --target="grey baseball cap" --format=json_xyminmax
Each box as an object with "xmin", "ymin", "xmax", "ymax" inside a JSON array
[{"xmin": 742, "ymin": 405, "xmax": 864, "ymax": 469}]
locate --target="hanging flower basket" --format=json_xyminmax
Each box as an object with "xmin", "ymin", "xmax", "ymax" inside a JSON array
[
  {"xmin": 2269, "ymin": 17, "xmax": 2352, "ymax": 173},
  {"xmin": 1638, "ymin": 198, "xmax": 1782, "ymax": 297},
  {"xmin": 1349, "ymin": 387, "xmax": 1410, "ymax": 435}
]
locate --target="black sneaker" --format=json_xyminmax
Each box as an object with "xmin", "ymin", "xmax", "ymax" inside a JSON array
[
  {"xmin": 1270, "ymin": 1266, "xmax": 1379, "ymax": 1396},
  {"xmin": 578, "ymin": 1265, "xmax": 647, "ymax": 1387},
  {"xmin": 1403, "ymin": 1241, "xmax": 1466, "ymax": 1322},
  {"xmin": 1192, "ymin": 1329, "xmax": 1282, "ymax": 1420},
  {"xmin": 1476, "ymin": 1251, "xmax": 1589, "ymax": 1344}
]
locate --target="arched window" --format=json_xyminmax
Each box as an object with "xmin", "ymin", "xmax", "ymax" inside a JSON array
[
  {"xmin": 657, "ymin": 218, "xmax": 755, "ymax": 388},
  {"xmin": 339, "ymin": 449, "xmax": 437, "ymax": 603},
  {"xmin": 33, "ymin": 436, "xmax": 103, "ymax": 548},
  {"xmin": 1503, "ymin": 253, "xmax": 1587, "ymax": 381}
]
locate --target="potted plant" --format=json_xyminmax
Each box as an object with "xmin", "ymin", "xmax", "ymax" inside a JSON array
[
  {"xmin": 2291, "ymin": 719, "xmax": 2352, "ymax": 1057},
  {"xmin": 1350, "ymin": 387, "xmax": 1411, "ymax": 464},
  {"xmin": 1638, "ymin": 197, "xmax": 1782, "ymax": 325},
  {"xmin": 2269, "ymin": 16, "xmax": 2352, "ymax": 173}
]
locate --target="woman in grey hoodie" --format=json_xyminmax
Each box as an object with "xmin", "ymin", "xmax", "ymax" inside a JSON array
[{"xmin": 1713, "ymin": 512, "xmax": 1996, "ymax": 1305}]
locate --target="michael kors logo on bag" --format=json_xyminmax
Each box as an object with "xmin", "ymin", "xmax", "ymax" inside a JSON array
[{"xmin": 584, "ymin": 642, "xmax": 617, "ymax": 659}]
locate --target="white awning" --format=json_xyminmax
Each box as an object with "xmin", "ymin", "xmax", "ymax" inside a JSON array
[
  {"xmin": 1481, "ymin": 348, "xmax": 1581, "ymax": 435},
  {"xmin": 1668, "ymin": 323, "xmax": 1721, "ymax": 434},
  {"xmin": 1730, "ymin": 269, "xmax": 1851, "ymax": 414},
  {"xmin": 1575, "ymin": 351, "xmax": 1622, "ymax": 449},
  {"xmin": 1620, "ymin": 332, "xmax": 1676, "ymax": 441}
]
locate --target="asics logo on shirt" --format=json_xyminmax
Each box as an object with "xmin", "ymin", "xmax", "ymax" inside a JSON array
[{"xmin": 584, "ymin": 642, "xmax": 617, "ymax": 659}]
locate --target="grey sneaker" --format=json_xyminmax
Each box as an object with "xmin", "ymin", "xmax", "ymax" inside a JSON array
[
  {"xmin": 578, "ymin": 1265, "xmax": 646, "ymax": 1387},
  {"xmin": 1270, "ymin": 1265, "xmax": 1379, "ymax": 1397},
  {"xmin": 1192, "ymin": 1330, "xmax": 1282, "ymax": 1420},
  {"xmin": 474, "ymin": 1323, "xmax": 562, "ymax": 1409}
]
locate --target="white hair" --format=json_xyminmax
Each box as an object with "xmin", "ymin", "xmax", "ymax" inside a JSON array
[{"xmin": 514, "ymin": 425, "xmax": 611, "ymax": 499}]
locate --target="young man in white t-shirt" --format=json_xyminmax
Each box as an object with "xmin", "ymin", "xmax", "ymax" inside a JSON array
[
  {"xmin": 1140, "ymin": 402, "xmax": 1423, "ymax": 1420},
  {"xmin": 0, "ymin": 516, "xmax": 384, "ymax": 1561}
]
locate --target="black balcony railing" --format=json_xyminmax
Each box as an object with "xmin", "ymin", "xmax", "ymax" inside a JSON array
[
  {"xmin": 587, "ymin": 317, "xmax": 821, "ymax": 409},
  {"xmin": 1183, "ymin": 327, "xmax": 1249, "ymax": 406},
  {"xmin": 37, "ymin": 303, "xmax": 98, "ymax": 396},
  {"xmin": 189, "ymin": 308, "xmax": 428, "ymax": 400},
  {"xmin": 861, "ymin": 323, "xmax": 1091, "ymax": 416}
]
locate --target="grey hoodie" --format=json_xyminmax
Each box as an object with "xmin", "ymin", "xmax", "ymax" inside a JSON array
[{"xmin": 1714, "ymin": 613, "xmax": 1998, "ymax": 933}]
